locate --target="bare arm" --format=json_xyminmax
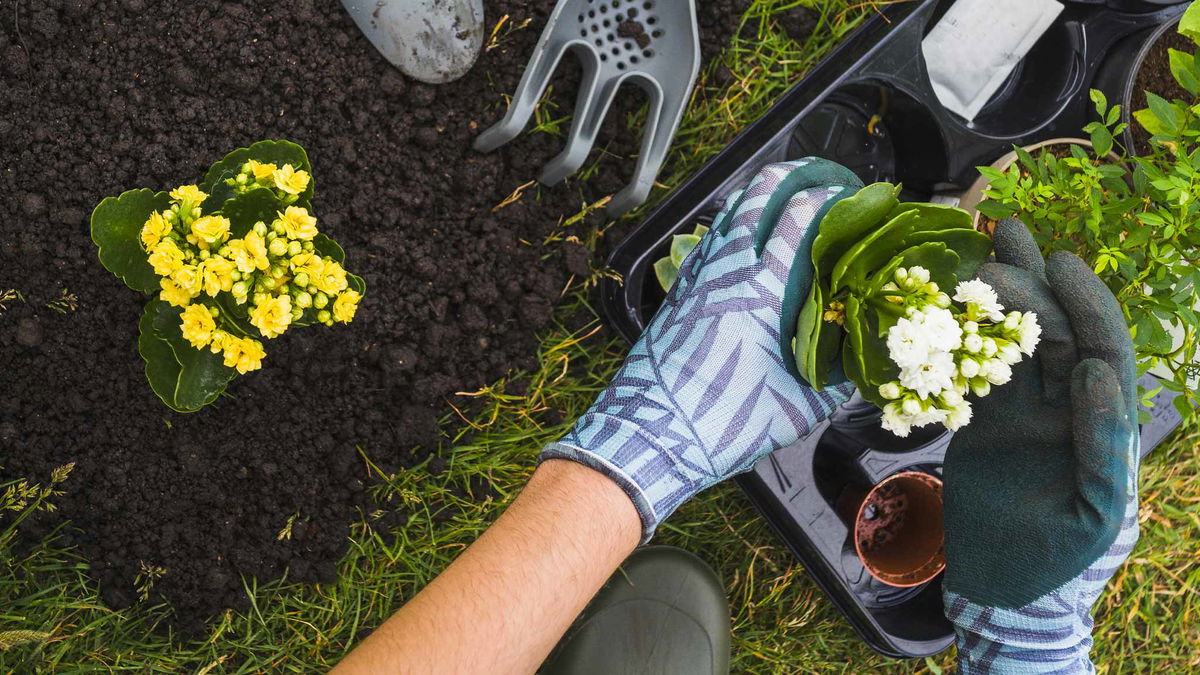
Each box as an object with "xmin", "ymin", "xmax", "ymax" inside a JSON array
[{"xmin": 331, "ymin": 459, "xmax": 641, "ymax": 675}]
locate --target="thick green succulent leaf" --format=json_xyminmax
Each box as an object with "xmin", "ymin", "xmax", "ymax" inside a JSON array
[
  {"xmin": 897, "ymin": 241, "xmax": 961, "ymax": 295},
  {"xmin": 313, "ymin": 233, "xmax": 346, "ymax": 264},
  {"xmin": 138, "ymin": 301, "xmax": 185, "ymax": 409},
  {"xmin": 831, "ymin": 208, "xmax": 920, "ymax": 293},
  {"xmin": 902, "ymin": 228, "xmax": 991, "ymax": 282},
  {"xmin": 691, "ymin": 224, "xmax": 710, "ymax": 238},
  {"xmin": 147, "ymin": 299, "xmax": 236, "ymax": 412},
  {"xmin": 844, "ymin": 295, "xmax": 895, "ymax": 394},
  {"xmin": 811, "ymin": 182, "xmax": 899, "ymax": 280},
  {"xmin": 669, "ymin": 233, "xmax": 702, "ymax": 267},
  {"xmin": 794, "ymin": 285, "xmax": 823, "ymax": 386},
  {"xmin": 214, "ymin": 293, "xmax": 255, "ymax": 338},
  {"xmin": 348, "ymin": 273, "xmax": 367, "ymax": 295},
  {"xmin": 889, "ymin": 202, "xmax": 973, "ymax": 232},
  {"xmin": 200, "ymin": 139, "xmax": 313, "ymax": 211},
  {"xmin": 91, "ymin": 189, "xmax": 171, "ymax": 294},
  {"xmin": 654, "ymin": 256, "xmax": 678, "ymax": 292},
  {"xmin": 220, "ymin": 188, "xmax": 286, "ymax": 238}
]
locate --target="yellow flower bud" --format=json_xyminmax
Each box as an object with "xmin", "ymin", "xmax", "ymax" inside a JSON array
[
  {"xmin": 268, "ymin": 238, "xmax": 289, "ymax": 257},
  {"xmin": 180, "ymin": 304, "xmax": 216, "ymax": 349},
  {"xmin": 249, "ymin": 295, "xmax": 293, "ymax": 339},
  {"xmin": 277, "ymin": 206, "xmax": 318, "ymax": 240},
  {"xmin": 332, "ymin": 289, "xmax": 361, "ymax": 323},
  {"xmin": 140, "ymin": 211, "xmax": 172, "ymax": 250},
  {"xmin": 272, "ymin": 164, "xmax": 310, "ymax": 195}
]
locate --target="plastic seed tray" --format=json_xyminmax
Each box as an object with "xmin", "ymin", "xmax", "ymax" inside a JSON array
[{"xmin": 600, "ymin": 0, "xmax": 1190, "ymax": 658}]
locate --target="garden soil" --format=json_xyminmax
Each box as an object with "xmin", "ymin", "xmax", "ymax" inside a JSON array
[{"xmin": 0, "ymin": 0, "xmax": 753, "ymax": 630}]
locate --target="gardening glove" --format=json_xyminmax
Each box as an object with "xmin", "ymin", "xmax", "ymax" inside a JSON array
[
  {"xmin": 942, "ymin": 218, "xmax": 1140, "ymax": 673},
  {"xmin": 542, "ymin": 158, "xmax": 864, "ymax": 541}
]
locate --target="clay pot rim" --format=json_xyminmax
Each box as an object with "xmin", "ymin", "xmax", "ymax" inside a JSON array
[{"xmin": 853, "ymin": 470, "xmax": 946, "ymax": 588}]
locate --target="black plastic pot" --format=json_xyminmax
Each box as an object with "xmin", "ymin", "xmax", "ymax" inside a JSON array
[
  {"xmin": 599, "ymin": 0, "xmax": 1191, "ymax": 659},
  {"xmin": 1094, "ymin": 13, "xmax": 1182, "ymax": 152}
]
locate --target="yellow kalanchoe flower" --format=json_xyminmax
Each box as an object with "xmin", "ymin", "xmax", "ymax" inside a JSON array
[
  {"xmin": 160, "ymin": 277, "xmax": 194, "ymax": 307},
  {"xmin": 249, "ymin": 295, "xmax": 293, "ymax": 339},
  {"xmin": 272, "ymin": 164, "xmax": 310, "ymax": 195},
  {"xmin": 222, "ymin": 337, "xmax": 266, "ymax": 374},
  {"xmin": 222, "ymin": 238, "xmax": 256, "ymax": 274},
  {"xmin": 170, "ymin": 185, "xmax": 208, "ymax": 204},
  {"xmin": 313, "ymin": 258, "xmax": 348, "ymax": 295},
  {"xmin": 170, "ymin": 264, "xmax": 203, "ymax": 297},
  {"xmin": 140, "ymin": 211, "xmax": 172, "ymax": 250},
  {"xmin": 180, "ymin": 304, "xmax": 216, "ymax": 349},
  {"xmin": 332, "ymin": 289, "xmax": 361, "ymax": 323},
  {"xmin": 148, "ymin": 239, "xmax": 185, "ymax": 277},
  {"xmin": 247, "ymin": 160, "xmax": 277, "ymax": 184},
  {"xmin": 199, "ymin": 255, "xmax": 236, "ymax": 297},
  {"xmin": 208, "ymin": 329, "xmax": 232, "ymax": 354},
  {"xmin": 243, "ymin": 230, "xmax": 271, "ymax": 271},
  {"xmin": 277, "ymin": 206, "xmax": 318, "ymax": 240},
  {"xmin": 190, "ymin": 215, "xmax": 231, "ymax": 249},
  {"xmin": 289, "ymin": 251, "xmax": 324, "ymax": 279}
]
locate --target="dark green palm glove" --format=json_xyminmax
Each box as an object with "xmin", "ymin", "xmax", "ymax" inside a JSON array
[{"xmin": 941, "ymin": 219, "xmax": 1139, "ymax": 671}]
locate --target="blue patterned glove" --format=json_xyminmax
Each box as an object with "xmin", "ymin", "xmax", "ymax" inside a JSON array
[
  {"xmin": 542, "ymin": 158, "xmax": 863, "ymax": 541},
  {"xmin": 942, "ymin": 220, "xmax": 1140, "ymax": 673}
]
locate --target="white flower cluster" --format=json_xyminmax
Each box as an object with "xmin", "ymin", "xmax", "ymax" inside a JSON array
[{"xmin": 877, "ymin": 267, "xmax": 1042, "ymax": 437}]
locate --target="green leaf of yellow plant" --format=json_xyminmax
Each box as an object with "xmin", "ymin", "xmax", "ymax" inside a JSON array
[
  {"xmin": 146, "ymin": 300, "xmax": 236, "ymax": 412},
  {"xmin": 90, "ymin": 189, "xmax": 171, "ymax": 294},
  {"xmin": 220, "ymin": 188, "xmax": 286, "ymax": 238}
]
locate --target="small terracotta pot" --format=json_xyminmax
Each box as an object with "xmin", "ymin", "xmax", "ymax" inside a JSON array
[
  {"xmin": 958, "ymin": 137, "xmax": 1096, "ymax": 234},
  {"xmin": 847, "ymin": 471, "xmax": 945, "ymax": 588}
]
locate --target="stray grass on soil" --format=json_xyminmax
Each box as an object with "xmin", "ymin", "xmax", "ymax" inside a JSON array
[{"xmin": 3, "ymin": 2, "xmax": 1198, "ymax": 672}]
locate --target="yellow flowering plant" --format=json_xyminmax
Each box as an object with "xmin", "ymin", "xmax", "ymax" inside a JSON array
[{"xmin": 90, "ymin": 140, "xmax": 366, "ymax": 412}]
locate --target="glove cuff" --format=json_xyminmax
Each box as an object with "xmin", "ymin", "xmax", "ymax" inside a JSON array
[
  {"xmin": 943, "ymin": 587, "xmax": 1095, "ymax": 674},
  {"xmin": 539, "ymin": 411, "xmax": 708, "ymax": 542}
]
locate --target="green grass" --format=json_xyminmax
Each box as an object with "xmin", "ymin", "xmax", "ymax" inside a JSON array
[{"xmin": 3, "ymin": 1, "xmax": 1199, "ymax": 672}]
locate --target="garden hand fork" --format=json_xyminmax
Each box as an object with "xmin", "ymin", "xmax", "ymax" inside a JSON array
[{"xmin": 474, "ymin": 0, "xmax": 700, "ymax": 216}]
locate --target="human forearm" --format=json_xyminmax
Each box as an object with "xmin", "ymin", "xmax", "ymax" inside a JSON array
[{"xmin": 331, "ymin": 459, "xmax": 640, "ymax": 675}]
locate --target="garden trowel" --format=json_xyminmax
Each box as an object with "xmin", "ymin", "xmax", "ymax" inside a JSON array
[{"xmin": 341, "ymin": 0, "xmax": 485, "ymax": 84}]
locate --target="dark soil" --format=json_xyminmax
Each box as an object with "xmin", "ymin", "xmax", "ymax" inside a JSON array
[
  {"xmin": 1131, "ymin": 26, "xmax": 1192, "ymax": 155},
  {"xmin": 0, "ymin": 0, "xmax": 748, "ymax": 632},
  {"xmin": 856, "ymin": 483, "xmax": 908, "ymax": 552}
]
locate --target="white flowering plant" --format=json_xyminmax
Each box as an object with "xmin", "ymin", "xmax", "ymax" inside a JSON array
[
  {"xmin": 90, "ymin": 140, "xmax": 366, "ymax": 412},
  {"xmin": 794, "ymin": 183, "xmax": 1042, "ymax": 436}
]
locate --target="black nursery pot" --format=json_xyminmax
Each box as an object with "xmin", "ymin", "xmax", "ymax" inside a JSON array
[
  {"xmin": 600, "ymin": 0, "xmax": 1191, "ymax": 659},
  {"xmin": 1094, "ymin": 14, "xmax": 1185, "ymax": 154}
]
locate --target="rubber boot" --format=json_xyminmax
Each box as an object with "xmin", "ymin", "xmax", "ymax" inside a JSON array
[{"xmin": 540, "ymin": 545, "xmax": 731, "ymax": 675}]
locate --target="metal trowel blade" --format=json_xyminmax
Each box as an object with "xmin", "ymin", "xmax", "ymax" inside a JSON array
[{"xmin": 341, "ymin": 0, "xmax": 484, "ymax": 85}]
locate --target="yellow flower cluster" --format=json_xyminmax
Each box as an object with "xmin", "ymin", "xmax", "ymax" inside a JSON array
[
  {"xmin": 138, "ymin": 179, "xmax": 361, "ymax": 376},
  {"xmin": 229, "ymin": 160, "xmax": 311, "ymax": 203}
]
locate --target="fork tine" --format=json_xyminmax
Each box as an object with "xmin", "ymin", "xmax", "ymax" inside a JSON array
[
  {"xmin": 540, "ymin": 65, "xmax": 623, "ymax": 186},
  {"xmin": 609, "ymin": 77, "xmax": 691, "ymax": 216},
  {"xmin": 474, "ymin": 37, "xmax": 574, "ymax": 152}
]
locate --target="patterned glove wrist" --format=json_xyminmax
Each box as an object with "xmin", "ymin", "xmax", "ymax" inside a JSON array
[{"xmin": 541, "ymin": 158, "xmax": 863, "ymax": 542}]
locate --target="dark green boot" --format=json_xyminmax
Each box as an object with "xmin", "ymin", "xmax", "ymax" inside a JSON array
[{"xmin": 541, "ymin": 546, "xmax": 731, "ymax": 675}]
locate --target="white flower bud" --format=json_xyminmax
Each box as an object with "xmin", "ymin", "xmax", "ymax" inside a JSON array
[
  {"xmin": 959, "ymin": 357, "xmax": 981, "ymax": 379},
  {"xmin": 940, "ymin": 389, "xmax": 964, "ymax": 407},
  {"xmin": 963, "ymin": 333, "xmax": 983, "ymax": 353},
  {"xmin": 963, "ymin": 321, "xmax": 979, "ymax": 334},
  {"xmin": 981, "ymin": 337, "xmax": 998, "ymax": 357},
  {"xmin": 932, "ymin": 292, "xmax": 951, "ymax": 309},
  {"xmin": 1004, "ymin": 311, "xmax": 1021, "ymax": 330},
  {"xmin": 997, "ymin": 342, "xmax": 1022, "ymax": 365},
  {"xmin": 985, "ymin": 360, "xmax": 1012, "ymax": 385},
  {"xmin": 902, "ymin": 398, "xmax": 921, "ymax": 416},
  {"xmin": 879, "ymin": 382, "xmax": 903, "ymax": 400},
  {"xmin": 895, "ymin": 267, "xmax": 909, "ymax": 284},
  {"xmin": 970, "ymin": 378, "xmax": 992, "ymax": 397},
  {"xmin": 910, "ymin": 266, "xmax": 931, "ymax": 284}
]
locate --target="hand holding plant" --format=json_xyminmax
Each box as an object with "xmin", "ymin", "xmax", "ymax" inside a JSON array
[
  {"xmin": 91, "ymin": 140, "xmax": 365, "ymax": 412},
  {"xmin": 792, "ymin": 184, "xmax": 1039, "ymax": 436}
]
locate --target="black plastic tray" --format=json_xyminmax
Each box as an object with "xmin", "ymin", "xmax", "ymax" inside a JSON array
[{"xmin": 599, "ymin": 0, "xmax": 1191, "ymax": 659}]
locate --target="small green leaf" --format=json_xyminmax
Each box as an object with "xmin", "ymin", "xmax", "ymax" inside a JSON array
[
  {"xmin": 1089, "ymin": 124, "xmax": 1114, "ymax": 158},
  {"xmin": 313, "ymin": 233, "xmax": 346, "ymax": 263},
  {"xmin": 1133, "ymin": 107, "xmax": 1170, "ymax": 137},
  {"xmin": 669, "ymin": 233, "xmax": 702, "ymax": 267},
  {"xmin": 1169, "ymin": 48, "xmax": 1200, "ymax": 96},
  {"xmin": 91, "ymin": 189, "xmax": 171, "ymax": 294},
  {"xmin": 653, "ymin": 257, "xmax": 678, "ymax": 292},
  {"xmin": 1180, "ymin": 1, "xmax": 1200, "ymax": 44},
  {"xmin": 148, "ymin": 300, "xmax": 237, "ymax": 412},
  {"xmin": 220, "ymin": 189, "xmax": 286, "ymax": 238},
  {"xmin": 1146, "ymin": 92, "xmax": 1181, "ymax": 133},
  {"xmin": 348, "ymin": 273, "xmax": 367, "ymax": 295},
  {"xmin": 200, "ymin": 139, "xmax": 313, "ymax": 211}
]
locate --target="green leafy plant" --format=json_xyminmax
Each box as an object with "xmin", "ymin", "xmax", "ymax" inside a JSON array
[
  {"xmin": 90, "ymin": 140, "xmax": 366, "ymax": 412},
  {"xmin": 653, "ymin": 223, "xmax": 709, "ymax": 290},
  {"xmin": 791, "ymin": 185, "xmax": 1028, "ymax": 436},
  {"xmin": 976, "ymin": 4, "xmax": 1200, "ymax": 424}
]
